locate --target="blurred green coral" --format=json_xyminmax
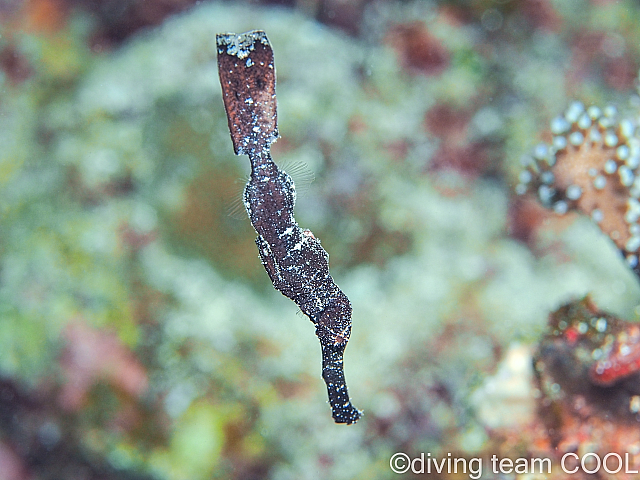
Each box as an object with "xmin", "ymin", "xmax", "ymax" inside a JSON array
[{"xmin": 150, "ymin": 401, "xmax": 226, "ymax": 479}]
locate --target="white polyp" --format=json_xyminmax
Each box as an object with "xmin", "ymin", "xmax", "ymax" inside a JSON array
[
  {"xmin": 569, "ymin": 131, "xmax": 584, "ymax": 146},
  {"xmin": 552, "ymin": 136, "xmax": 567, "ymax": 150},
  {"xmin": 565, "ymin": 101, "xmax": 585, "ymax": 123},
  {"xmin": 627, "ymin": 155, "xmax": 640, "ymax": 169},
  {"xmin": 627, "ymin": 198, "xmax": 640, "ymax": 218},
  {"xmin": 540, "ymin": 171, "xmax": 555, "ymax": 185},
  {"xmin": 604, "ymin": 104, "xmax": 618, "ymax": 118},
  {"xmin": 619, "ymin": 165, "xmax": 635, "ymax": 187},
  {"xmin": 592, "ymin": 209, "xmax": 604, "ymax": 223},
  {"xmin": 566, "ymin": 184, "xmax": 582, "ymax": 200},
  {"xmin": 604, "ymin": 131, "xmax": 619, "ymax": 147},
  {"xmin": 595, "ymin": 317, "xmax": 607, "ymax": 332},
  {"xmin": 617, "ymin": 144, "xmax": 630, "ymax": 160},
  {"xmin": 626, "ymin": 235, "xmax": 640, "ymax": 252},
  {"xmin": 577, "ymin": 113, "xmax": 592, "ymax": 129},
  {"xmin": 589, "ymin": 128, "xmax": 603, "ymax": 144},
  {"xmin": 593, "ymin": 175, "xmax": 607, "ymax": 190},
  {"xmin": 625, "ymin": 209, "xmax": 639, "ymax": 224},
  {"xmin": 587, "ymin": 105, "xmax": 602, "ymax": 119},
  {"xmin": 599, "ymin": 116, "xmax": 614, "ymax": 129},
  {"xmin": 553, "ymin": 201, "xmax": 568, "ymax": 214},
  {"xmin": 588, "ymin": 167, "xmax": 598, "ymax": 177},
  {"xmin": 519, "ymin": 170, "xmax": 532, "ymax": 184},
  {"xmin": 550, "ymin": 116, "xmax": 570, "ymax": 134},
  {"xmin": 620, "ymin": 119, "xmax": 635, "ymax": 139},
  {"xmin": 604, "ymin": 159, "xmax": 618, "ymax": 174},
  {"xmin": 533, "ymin": 143, "xmax": 549, "ymax": 160}
]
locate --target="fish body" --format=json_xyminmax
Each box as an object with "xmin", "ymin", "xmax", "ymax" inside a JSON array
[{"xmin": 217, "ymin": 30, "xmax": 361, "ymax": 424}]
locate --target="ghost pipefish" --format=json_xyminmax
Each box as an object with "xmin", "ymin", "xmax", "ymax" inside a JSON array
[{"xmin": 216, "ymin": 30, "xmax": 361, "ymax": 424}]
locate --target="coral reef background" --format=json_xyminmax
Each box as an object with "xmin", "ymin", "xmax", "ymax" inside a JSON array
[{"xmin": 2, "ymin": 0, "xmax": 640, "ymax": 478}]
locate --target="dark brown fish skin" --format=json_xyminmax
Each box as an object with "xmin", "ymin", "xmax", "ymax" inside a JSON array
[
  {"xmin": 217, "ymin": 31, "xmax": 278, "ymax": 157},
  {"xmin": 217, "ymin": 31, "xmax": 361, "ymax": 424}
]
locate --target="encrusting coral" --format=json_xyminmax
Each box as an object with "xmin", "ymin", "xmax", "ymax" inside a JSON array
[
  {"xmin": 516, "ymin": 101, "xmax": 640, "ymax": 275},
  {"xmin": 517, "ymin": 99, "xmax": 640, "ymax": 476},
  {"xmin": 533, "ymin": 297, "xmax": 640, "ymax": 479}
]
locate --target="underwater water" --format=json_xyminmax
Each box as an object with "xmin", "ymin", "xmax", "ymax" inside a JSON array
[{"xmin": 2, "ymin": 0, "xmax": 640, "ymax": 478}]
